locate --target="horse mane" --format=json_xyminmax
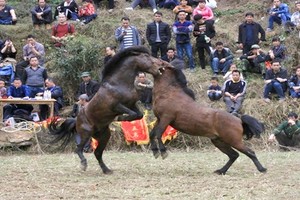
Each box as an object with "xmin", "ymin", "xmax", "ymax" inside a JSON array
[
  {"xmin": 169, "ymin": 59, "xmax": 196, "ymax": 100},
  {"xmin": 102, "ymin": 46, "xmax": 151, "ymax": 78}
]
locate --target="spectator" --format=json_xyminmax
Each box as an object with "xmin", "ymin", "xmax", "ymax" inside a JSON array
[
  {"xmin": 39, "ymin": 78, "xmax": 64, "ymax": 120},
  {"xmin": 54, "ymin": 0, "xmax": 79, "ymax": 21},
  {"xmin": 285, "ymin": 1, "xmax": 300, "ymax": 36},
  {"xmin": 288, "ymin": 66, "xmax": 300, "ymax": 98},
  {"xmin": 238, "ymin": 12, "xmax": 266, "ymax": 54},
  {"xmin": 104, "ymin": 46, "xmax": 116, "ymax": 65},
  {"xmin": 263, "ymin": 59, "xmax": 287, "ymax": 103},
  {"xmin": 114, "ymin": 16, "xmax": 140, "ymax": 50},
  {"xmin": 161, "ymin": 47, "xmax": 178, "ymax": 62},
  {"xmin": 157, "ymin": 0, "xmax": 179, "ymax": 10},
  {"xmin": 146, "ymin": 11, "xmax": 171, "ymax": 58},
  {"xmin": 0, "ymin": 59, "xmax": 14, "ymax": 85},
  {"xmin": 266, "ymin": 0, "xmax": 291, "ymax": 32},
  {"xmin": 77, "ymin": 0, "xmax": 97, "ymax": 25},
  {"xmin": 223, "ymin": 63, "xmax": 244, "ymax": 81},
  {"xmin": 0, "ymin": 38, "xmax": 17, "ymax": 60},
  {"xmin": 3, "ymin": 78, "xmax": 33, "ymax": 121},
  {"xmin": 51, "ymin": 13, "xmax": 75, "ymax": 47},
  {"xmin": 15, "ymin": 35, "xmax": 45, "ymax": 81},
  {"xmin": 173, "ymin": 10, "xmax": 195, "ymax": 72},
  {"xmin": 240, "ymin": 44, "xmax": 266, "ymax": 77},
  {"xmin": 207, "ymin": 76, "xmax": 222, "ymax": 101},
  {"xmin": 192, "ymin": 0, "xmax": 214, "ymax": 23},
  {"xmin": 193, "ymin": 14, "xmax": 215, "ymax": 70},
  {"xmin": 0, "ymin": 78, "xmax": 7, "ymax": 98},
  {"xmin": 125, "ymin": 0, "xmax": 158, "ymax": 13},
  {"xmin": 0, "ymin": 0, "xmax": 17, "ymax": 25},
  {"xmin": 265, "ymin": 37, "xmax": 286, "ymax": 63},
  {"xmin": 223, "ymin": 70, "xmax": 246, "ymax": 116},
  {"xmin": 134, "ymin": 72, "xmax": 153, "ymax": 110},
  {"xmin": 173, "ymin": 0, "xmax": 192, "ymax": 21},
  {"xmin": 268, "ymin": 112, "xmax": 300, "ymax": 148},
  {"xmin": 23, "ymin": 56, "xmax": 48, "ymax": 98},
  {"xmin": 94, "ymin": 0, "xmax": 114, "ymax": 13},
  {"xmin": 211, "ymin": 41, "xmax": 234, "ymax": 76},
  {"xmin": 71, "ymin": 71, "xmax": 100, "ymax": 117},
  {"xmin": 31, "ymin": 0, "xmax": 52, "ymax": 30}
]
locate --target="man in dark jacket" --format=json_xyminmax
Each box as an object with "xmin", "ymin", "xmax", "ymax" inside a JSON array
[
  {"xmin": 238, "ymin": 12, "xmax": 266, "ymax": 54},
  {"xmin": 211, "ymin": 41, "xmax": 234, "ymax": 75},
  {"xmin": 39, "ymin": 78, "xmax": 64, "ymax": 120},
  {"xmin": 54, "ymin": 0, "xmax": 78, "ymax": 20},
  {"xmin": 146, "ymin": 11, "xmax": 171, "ymax": 58},
  {"xmin": 31, "ymin": 0, "xmax": 52, "ymax": 29}
]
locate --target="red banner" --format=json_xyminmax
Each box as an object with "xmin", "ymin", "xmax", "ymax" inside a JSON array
[{"xmin": 121, "ymin": 118, "xmax": 149, "ymax": 145}]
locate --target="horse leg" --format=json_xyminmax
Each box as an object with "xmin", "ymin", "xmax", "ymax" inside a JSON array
[
  {"xmin": 75, "ymin": 134, "xmax": 91, "ymax": 171},
  {"xmin": 93, "ymin": 127, "xmax": 112, "ymax": 174},
  {"xmin": 114, "ymin": 103, "xmax": 143, "ymax": 121},
  {"xmin": 233, "ymin": 143, "xmax": 267, "ymax": 173},
  {"xmin": 211, "ymin": 138, "xmax": 239, "ymax": 175},
  {"xmin": 150, "ymin": 120, "xmax": 169, "ymax": 159},
  {"xmin": 149, "ymin": 128, "xmax": 159, "ymax": 159}
]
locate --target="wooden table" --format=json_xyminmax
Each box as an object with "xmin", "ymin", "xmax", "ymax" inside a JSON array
[{"xmin": 0, "ymin": 98, "xmax": 56, "ymax": 122}]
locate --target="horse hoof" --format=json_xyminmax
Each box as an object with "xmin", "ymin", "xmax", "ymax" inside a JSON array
[
  {"xmin": 214, "ymin": 169, "xmax": 226, "ymax": 175},
  {"xmin": 259, "ymin": 167, "xmax": 267, "ymax": 173},
  {"xmin": 153, "ymin": 152, "xmax": 160, "ymax": 159},
  {"xmin": 80, "ymin": 164, "xmax": 87, "ymax": 171},
  {"xmin": 161, "ymin": 151, "xmax": 168, "ymax": 160},
  {"xmin": 103, "ymin": 169, "xmax": 113, "ymax": 175}
]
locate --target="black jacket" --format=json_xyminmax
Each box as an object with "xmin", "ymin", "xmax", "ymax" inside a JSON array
[
  {"xmin": 54, "ymin": 0, "xmax": 78, "ymax": 19},
  {"xmin": 193, "ymin": 21, "xmax": 215, "ymax": 47},
  {"xmin": 76, "ymin": 80, "xmax": 100, "ymax": 101},
  {"xmin": 146, "ymin": 21, "xmax": 171, "ymax": 45},
  {"xmin": 49, "ymin": 86, "xmax": 64, "ymax": 107},
  {"xmin": 238, "ymin": 22, "xmax": 266, "ymax": 45}
]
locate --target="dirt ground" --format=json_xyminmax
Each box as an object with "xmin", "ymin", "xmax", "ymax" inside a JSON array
[{"xmin": 0, "ymin": 150, "xmax": 299, "ymax": 200}]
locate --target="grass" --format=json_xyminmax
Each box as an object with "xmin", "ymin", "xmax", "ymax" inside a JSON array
[{"xmin": 0, "ymin": 150, "xmax": 300, "ymax": 199}]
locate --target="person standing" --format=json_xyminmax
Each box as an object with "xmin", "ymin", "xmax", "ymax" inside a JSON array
[
  {"xmin": 115, "ymin": 16, "xmax": 141, "ymax": 50},
  {"xmin": 31, "ymin": 0, "xmax": 53, "ymax": 30},
  {"xmin": 0, "ymin": 0, "xmax": 17, "ymax": 25},
  {"xmin": 146, "ymin": 11, "xmax": 171, "ymax": 58},
  {"xmin": 238, "ymin": 12, "xmax": 266, "ymax": 54},
  {"xmin": 173, "ymin": 10, "xmax": 195, "ymax": 71}
]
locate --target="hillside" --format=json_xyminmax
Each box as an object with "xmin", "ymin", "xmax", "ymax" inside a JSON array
[{"xmin": 1, "ymin": 0, "xmax": 300, "ymax": 149}]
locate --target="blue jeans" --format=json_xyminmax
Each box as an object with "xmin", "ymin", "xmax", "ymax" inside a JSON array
[
  {"xmin": 268, "ymin": 14, "xmax": 288, "ymax": 29},
  {"xmin": 211, "ymin": 58, "xmax": 232, "ymax": 74},
  {"xmin": 27, "ymin": 86, "xmax": 44, "ymax": 98},
  {"xmin": 289, "ymin": 82, "xmax": 300, "ymax": 98},
  {"xmin": 176, "ymin": 42, "xmax": 195, "ymax": 69},
  {"xmin": 0, "ymin": 17, "xmax": 12, "ymax": 25},
  {"xmin": 263, "ymin": 81, "xmax": 286, "ymax": 99}
]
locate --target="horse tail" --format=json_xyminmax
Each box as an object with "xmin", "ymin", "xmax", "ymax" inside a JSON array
[
  {"xmin": 241, "ymin": 114, "xmax": 265, "ymax": 140},
  {"xmin": 48, "ymin": 118, "xmax": 77, "ymax": 149}
]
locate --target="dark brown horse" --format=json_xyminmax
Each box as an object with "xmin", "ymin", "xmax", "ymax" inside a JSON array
[
  {"xmin": 150, "ymin": 60, "xmax": 266, "ymax": 174},
  {"xmin": 49, "ymin": 46, "xmax": 164, "ymax": 174}
]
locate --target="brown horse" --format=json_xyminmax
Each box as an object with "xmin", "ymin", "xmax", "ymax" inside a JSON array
[
  {"xmin": 49, "ymin": 46, "xmax": 164, "ymax": 174},
  {"xmin": 150, "ymin": 60, "xmax": 266, "ymax": 174}
]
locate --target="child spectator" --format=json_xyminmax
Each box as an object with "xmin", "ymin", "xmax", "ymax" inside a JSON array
[
  {"xmin": 207, "ymin": 76, "xmax": 222, "ymax": 101},
  {"xmin": 0, "ymin": 0, "xmax": 17, "ymax": 25},
  {"xmin": 0, "ymin": 78, "xmax": 7, "ymax": 98},
  {"xmin": 267, "ymin": 0, "xmax": 291, "ymax": 32},
  {"xmin": 31, "ymin": 0, "xmax": 53, "ymax": 30},
  {"xmin": 173, "ymin": 0, "xmax": 192, "ymax": 21},
  {"xmin": 77, "ymin": 0, "xmax": 97, "ymax": 25},
  {"xmin": 288, "ymin": 66, "xmax": 300, "ymax": 98},
  {"xmin": 223, "ymin": 64, "xmax": 244, "ymax": 81}
]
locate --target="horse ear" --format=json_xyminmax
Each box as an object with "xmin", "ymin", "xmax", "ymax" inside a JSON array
[{"xmin": 170, "ymin": 59, "xmax": 185, "ymax": 70}]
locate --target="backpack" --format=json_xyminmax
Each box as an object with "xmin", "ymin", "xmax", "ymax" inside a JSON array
[
  {"xmin": 54, "ymin": 23, "xmax": 72, "ymax": 35},
  {"xmin": 0, "ymin": 63, "xmax": 14, "ymax": 86}
]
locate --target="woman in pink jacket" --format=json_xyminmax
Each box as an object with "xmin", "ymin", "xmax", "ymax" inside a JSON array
[{"xmin": 192, "ymin": 0, "xmax": 214, "ymax": 21}]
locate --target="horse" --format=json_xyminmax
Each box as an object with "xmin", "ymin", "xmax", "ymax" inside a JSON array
[
  {"xmin": 150, "ymin": 60, "xmax": 266, "ymax": 175},
  {"xmin": 49, "ymin": 46, "xmax": 164, "ymax": 174}
]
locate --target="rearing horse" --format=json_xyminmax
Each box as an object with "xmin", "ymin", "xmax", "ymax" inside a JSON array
[
  {"xmin": 150, "ymin": 60, "xmax": 266, "ymax": 174},
  {"xmin": 49, "ymin": 46, "xmax": 164, "ymax": 174}
]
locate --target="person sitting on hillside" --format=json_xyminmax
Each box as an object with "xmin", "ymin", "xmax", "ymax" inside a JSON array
[
  {"xmin": 161, "ymin": 47, "xmax": 178, "ymax": 62},
  {"xmin": 54, "ymin": 0, "xmax": 79, "ymax": 21},
  {"xmin": 223, "ymin": 70, "xmax": 246, "ymax": 116},
  {"xmin": 0, "ymin": 38, "xmax": 17, "ymax": 60},
  {"xmin": 51, "ymin": 13, "xmax": 75, "ymax": 47},
  {"xmin": 173, "ymin": 0, "xmax": 192, "ymax": 21},
  {"xmin": 125, "ymin": 0, "xmax": 158, "ymax": 13},
  {"xmin": 207, "ymin": 76, "xmax": 222, "ymax": 101},
  {"xmin": 240, "ymin": 44, "xmax": 266, "ymax": 77},
  {"xmin": 211, "ymin": 41, "xmax": 234, "ymax": 76},
  {"xmin": 0, "ymin": 0, "xmax": 17, "ymax": 25},
  {"xmin": 93, "ymin": 0, "xmax": 115, "ymax": 13},
  {"xmin": 134, "ymin": 72, "xmax": 153, "ymax": 110},
  {"xmin": 223, "ymin": 63, "xmax": 244, "ymax": 81},
  {"xmin": 266, "ymin": 0, "xmax": 291, "ymax": 32},
  {"xmin": 192, "ymin": 0, "xmax": 214, "ymax": 23},
  {"xmin": 268, "ymin": 112, "xmax": 300, "ymax": 149},
  {"xmin": 288, "ymin": 65, "xmax": 300, "ymax": 98},
  {"xmin": 157, "ymin": 0, "xmax": 179, "ymax": 10},
  {"xmin": 31, "ymin": 0, "xmax": 53, "ymax": 30},
  {"xmin": 285, "ymin": 1, "xmax": 300, "ymax": 36},
  {"xmin": 0, "ymin": 78, "xmax": 7, "ymax": 98},
  {"xmin": 263, "ymin": 59, "xmax": 288, "ymax": 103},
  {"xmin": 77, "ymin": 0, "xmax": 97, "ymax": 25},
  {"xmin": 265, "ymin": 37, "xmax": 286, "ymax": 66},
  {"xmin": 104, "ymin": 46, "xmax": 116, "ymax": 65}
]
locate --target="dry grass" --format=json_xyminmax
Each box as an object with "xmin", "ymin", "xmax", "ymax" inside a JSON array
[{"xmin": 0, "ymin": 150, "xmax": 300, "ymax": 200}]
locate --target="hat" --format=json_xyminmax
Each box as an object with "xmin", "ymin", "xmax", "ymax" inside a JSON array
[
  {"xmin": 250, "ymin": 44, "xmax": 260, "ymax": 49},
  {"xmin": 79, "ymin": 94, "xmax": 89, "ymax": 101},
  {"xmin": 81, "ymin": 71, "xmax": 91, "ymax": 77}
]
